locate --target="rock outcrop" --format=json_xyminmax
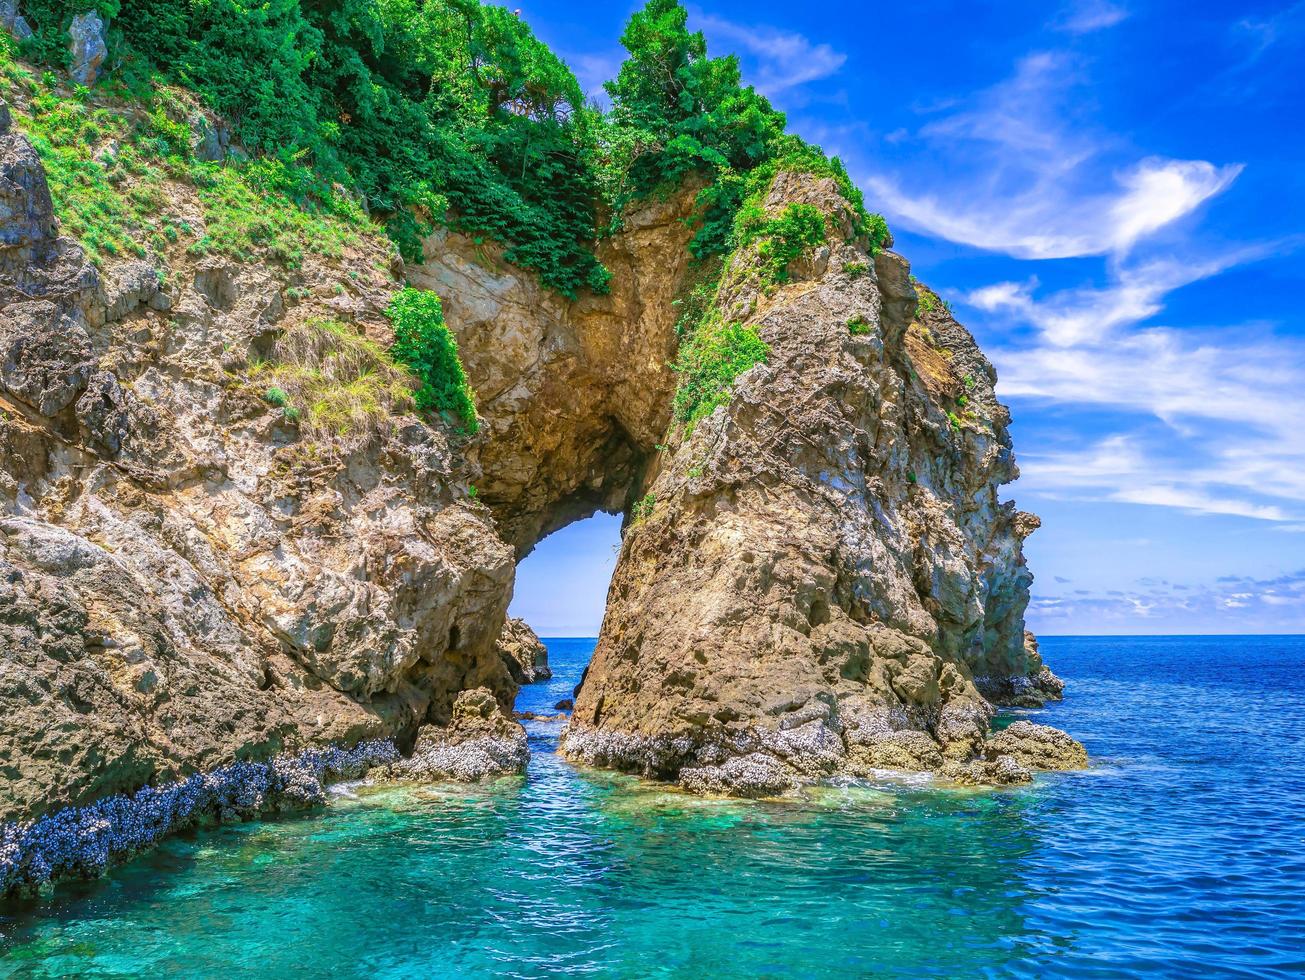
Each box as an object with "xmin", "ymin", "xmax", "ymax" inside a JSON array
[
  {"xmin": 384, "ymin": 687, "xmax": 528, "ymax": 782},
  {"xmin": 562, "ymin": 172, "xmax": 1084, "ymax": 794},
  {"xmin": 0, "ymin": 103, "xmax": 515, "ymax": 825},
  {"xmin": 69, "ymin": 11, "xmax": 108, "ymax": 87},
  {"xmin": 3, "ymin": 63, "xmax": 1081, "ymax": 835},
  {"xmin": 497, "ymin": 616, "xmax": 551, "ymax": 684}
]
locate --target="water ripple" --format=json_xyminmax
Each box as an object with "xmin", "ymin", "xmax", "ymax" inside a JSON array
[{"xmin": 2, "ymin": 636, "xmax": 1304, "ymax": 977}]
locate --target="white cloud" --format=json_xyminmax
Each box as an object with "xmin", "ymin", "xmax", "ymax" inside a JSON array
[
  {"xmin": 567, "ymin": 53, "xmax": 621, "ymax": 100},
  {"xmin": 1028, "ymin": 568, "xmax": 1305, "ymax": 632},
  {"xmin": 690, "ymin": 11, "xmax": 846, "ymax": 96},
  {"xmin": 985, "ymin": 278, "xmax": 1305, "ymax": 523},
  {"xmin": 864, "ymin": 53, "xmax": 1242, "ymax": 258}
]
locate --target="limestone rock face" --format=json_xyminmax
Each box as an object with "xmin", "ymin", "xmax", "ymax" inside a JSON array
[
  {"xmin": 985, "ymin": 720, "xmax": 1088, "ymax": 771},
  {"xmin": 563, "ymin": 172, "xmax": 1084, "ymax": 793},
  {"xmin": 497, "ymin": 616, "xmax": 551, "ymax": 684},
  {"xmin": 0, "ymin": 114, "xmax": 515, "ymax": 823},
  {"xmin": 69, "ymin": 11, "xmax": 108, "ymax": 87},
  {"xmin": 409, "ymin": 187, "xmax": 700, "ymax": 555}
]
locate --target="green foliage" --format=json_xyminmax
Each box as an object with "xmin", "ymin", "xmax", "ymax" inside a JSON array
[
  {"xmin": 672, "ymin": 262, "xmax": 723, "ymax": 338},
  {"xmin": 672, "ymin": 315, "xmax": 769, "ymax": 429},
  {"xmin": 603, "ymin": 2, "xmax": 889, "ymax": 260},
  {"xmin": 735, "ymin": 202, "xmax": 826, "ymax": 288},
  {"xmin": 946, "ymin": 410, "xmax": 963, "ymax": 432},
  {"xmin": 15, "ymin": 0, "xmax": 607, "ymax": 296},
  {"xmin": 847, "ymin": 315, "xmax": 872, "ymax": 336},
  {"xmin": 265, "ymin": 386, "xmax": 291, "ymax": 407},
  {"xmin": 843, "ymin": 261, "xmax": 868, "ymax": 279},
  {"xmin": 630, "ymin": 492, "xmax": 656, "ymax": 524},
  {"xmin": 385, "ymin": 288, "xmax": 478, "ymax": 432},
  {"xmin": 0, "ymin": 47, "xmax": 371, "ymax": 269},
  {"xmin": 963, "ymin": 374, "xmax": 976, "ymax": 389},
  {"xmin": 188, "ymin": 158, "xmax": 364, "ymax": 267},
  {"xmin": 12, "ymin": 0, "xmax": 894, "ymax": 300}
]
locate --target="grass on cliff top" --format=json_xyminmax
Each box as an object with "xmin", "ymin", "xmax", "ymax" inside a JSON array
[
  {"xmin": 252, "ymin": 319, "xmax": 415, "ymax": 450},
  {"xmin": 0, "ymin": 38, "xmax": 373, "ymax": 270}
]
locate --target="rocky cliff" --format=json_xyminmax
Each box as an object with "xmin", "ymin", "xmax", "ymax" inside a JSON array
[
  {"xmin": 561, "ymin": 174, "xmax": 1077, "ymax": 794},
  {"xmin": 0, "ymin": 96, "xmax": 521, "ymax": 827},
  {"xmin": 2, "ymin": 59, "xmax": 1080, "ymax": 838}
]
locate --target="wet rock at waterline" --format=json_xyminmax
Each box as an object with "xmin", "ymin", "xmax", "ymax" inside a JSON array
[{"xmin": 384, "ymin": 688, "xmax": 528, "ymax": 782}]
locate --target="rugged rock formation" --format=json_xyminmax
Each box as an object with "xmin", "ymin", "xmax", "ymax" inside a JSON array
[
  {"xmin": 2, "ymin": 73, "xmax": 1081, "ymax": 834},
  {"xmin": 985, "ymin": 720, "xmax": 1088, "ymax": 771},
  {"xmin": 497, "ymin": 616, "xmax": 551, "ymax": 684},
  {"xmin": 0, "ymin": 104, "xmax": 515, "ymax": 825},
  {"xmin": 562, "ymin": 172, "xmax": 1084, "ymax": 794},
  {"xmin": 383, "ymin": 687, "xmax": 528, "ymax": 782},
  {"xmin": 409, "ymin": 186, "xmax": 699, "ymax": 556}
]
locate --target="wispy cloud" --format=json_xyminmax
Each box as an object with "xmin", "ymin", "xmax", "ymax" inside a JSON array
[
  {"xmin": 1030, "ymin": 568, "xmax": 1305, "ymax": 631},
  {"xmin": 567, "ymin": 52, "xmax": 622, "ymax": 101},
  {"xmin": 983, "ymin": 303, "xmax": 1305, "ymax": 522},
  {"xmin": 690, "ymin": 10, "xmax": 846, "ymax": 96},
  {"xmin": 1054, "ymin": 0, "xmax": 1130, "ymax": 34},
  {"xmin": 864, "ymin": 53, "xmax": 1241, "ymax": 259}
]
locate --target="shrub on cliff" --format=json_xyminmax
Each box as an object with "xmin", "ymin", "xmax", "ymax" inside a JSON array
[
  {"xmin": 735, "ymin": 202, "xmax": 827, "ymax": 288},
  {"xmin": 385, "ymin": 287, "xmax": 478, "ymax": 433},
  {"xmin": 672, "ymin": 315, "xmax": 769, "ymax": 429},
  {"xmin": 603, "ymin": 1, "xmax": 889, "ymax": 260}
]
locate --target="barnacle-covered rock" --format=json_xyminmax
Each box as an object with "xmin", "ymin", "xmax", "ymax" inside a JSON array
[{"xmin": 385, "ymin": 688, "xmax": 528, "ymax": 782}]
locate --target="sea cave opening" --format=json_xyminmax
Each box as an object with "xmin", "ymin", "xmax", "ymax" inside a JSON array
[{"xmin": 507, "ymin": 511, "xmax": 624, "ymax": 719}]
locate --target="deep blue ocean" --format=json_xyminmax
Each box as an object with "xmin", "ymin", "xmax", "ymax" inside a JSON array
[{"xmin": 2, "ymin": 635, "xmax": 1303, "ymax": 978}]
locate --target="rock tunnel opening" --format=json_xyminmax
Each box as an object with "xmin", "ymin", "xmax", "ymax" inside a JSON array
[{"xmin": 507, "ymin": 511, "xmax": 624, "ymax": 717}]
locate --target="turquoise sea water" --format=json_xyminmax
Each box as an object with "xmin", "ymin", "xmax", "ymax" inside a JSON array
[{"xmin": 2, "ymin": 635, "xmax": 1304, "ymax": 978}]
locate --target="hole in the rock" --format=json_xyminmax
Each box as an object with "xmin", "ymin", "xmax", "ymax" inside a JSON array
[
  {"xmin": 447, "ymin": 625, "xmax": 461, "ymax": 652},
  {"xmin": 508, "ymin": 512, "xmax": 622, "ymax": 717}
]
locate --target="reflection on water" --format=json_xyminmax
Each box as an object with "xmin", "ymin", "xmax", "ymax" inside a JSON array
[{"xmin": 2, "ymin": 636, "xmax": 1304, "ymax": 978}]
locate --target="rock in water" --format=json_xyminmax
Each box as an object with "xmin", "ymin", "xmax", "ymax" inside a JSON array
[
  {"xmin": 69, "ymin": 11, "xmax": 108, "ymax": 87},
  {"xmin": 984, "ymin": 721, "xmax": 1089, "ymax": 771},
  {"xmin": 497, "ymin": 616, "xmax": 551, "ymax": 684},
  {"xmin": 385, "ymin": 688, "xmax": 528, "ymax": 782},
  {"xmin": 563, "ymin": 171, "xmax": 1085, "ymax": 793}
]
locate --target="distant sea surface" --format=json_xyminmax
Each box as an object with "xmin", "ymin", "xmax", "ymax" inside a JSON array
[{"xmin": 3, "ymin": 635, "xmax": 1304, "ymax": 978}]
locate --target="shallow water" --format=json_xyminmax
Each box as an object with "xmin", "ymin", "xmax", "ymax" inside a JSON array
[{"xmin": 3, "ymin": 635, "xmax": 1304, "ymax": 978}]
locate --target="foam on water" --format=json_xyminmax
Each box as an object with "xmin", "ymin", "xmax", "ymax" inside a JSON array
[{"xmin": 2, "ymin": 635, "xmax": 1304, "ymax": 978}]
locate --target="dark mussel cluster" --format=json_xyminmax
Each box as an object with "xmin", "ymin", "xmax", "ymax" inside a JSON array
[{"xmin": 1, "ymin": 739, "xmax": 398, "ymax": 897}]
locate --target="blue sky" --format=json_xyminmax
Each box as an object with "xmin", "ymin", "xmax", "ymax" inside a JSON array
[{"xmin": 508, "ymin": 0, "xmax": 1305, "ymax": 636}]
